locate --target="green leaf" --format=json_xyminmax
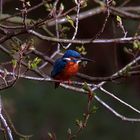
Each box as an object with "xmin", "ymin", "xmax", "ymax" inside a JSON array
[
  {"xmin": 133, "ymin": 40, "xmax": 140, "ymax": 50},
  {"xmin": 90, "ymin": 105, "xmax": 98, "ymax": 113},
  {"xmin": 12, "ymin": 59, "xmax": 17, "ymax": 68},
  {"xmin": 116, "ymin": 15, "xmax": 122, "ymax": 24},
  {"xmin": 44, "ymin": 3, "xmax": 53, "ymax": 12},
  {"xmin": 60, "ymin": 3, "xmax": 64, "ymax": 11},
  {"xmin": 122, "ymin": 65, "xmax": 131, "ymax": 77},
  {"xmin": 28, "ymin": 57, "xmax": 41, "ymax": 70},
  {"xmin": 82, "ymin": 82, "xmax": 90, "ymax": 92},
  {"xmin": 80, "ymin": 0, "xmax": 88, "ymax": 8},
  {"xmin": 61, "ymin": 26, "xmax": 70, "ymax": 32},
  {"xmin": 76, "ymin": 45, "xmax": 87, "ymax": 55},
  {"xmin": 59, "ymin": 25, "xmax": 70, "ymax": 38},
  {"xmin": 66, "ymin": 15, "xmax": 75, "ymax": 28},
  {"xmin": 123, "ymin": 47, "xmax": 132, "ymax": 54},
  {"xmin": 75, "ymin": 119, "xmax": 83, "ymax": 128}
]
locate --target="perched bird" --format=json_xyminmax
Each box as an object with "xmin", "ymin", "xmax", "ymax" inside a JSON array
[{"xmin": 51, "ymin": 50, "xmax": 93, "ymax": 88}]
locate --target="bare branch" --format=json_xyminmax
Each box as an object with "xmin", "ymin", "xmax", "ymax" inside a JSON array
[
  {"xmin": 28, "ymin": 30, "xmax": 140, "ymax": 44},
  {"xmin": 65, "ymin": 0, "xmax": 80, "ymax": 49},
  {"xmin": 92, "ymin": 55, "xmax": 140, "ymax": 91},
  {"xmin": 95, "ymin": 95, "xmax": 140, "ymax": 122},
  {"xmin": 100, "ymin": 87, "xmax": 140, "ymax": 114},
  {"xmin": 0, "ymin": 97, "xmax": 13, "ymax": 140}
]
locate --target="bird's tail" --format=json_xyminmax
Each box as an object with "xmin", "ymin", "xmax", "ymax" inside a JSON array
[{"xmin": 55, "ymin": 82, "xmax": 60, "ymax": 89}]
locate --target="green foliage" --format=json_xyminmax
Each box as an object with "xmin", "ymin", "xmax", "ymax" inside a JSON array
[
  {"xmin": 28, "ymin": 57, "xmax": 41, "ymax": 70},
  {"xmin": 76, "ymin": 45, "xmax": 87, "ymax": 55},
  {"xmin": 76, "ymin": 46, "xmax": 88, "ymax": 67},
  {"xmin": 118, "ymin": 65, "xmax": 131, "ymax": 77},
  {"xmin": 123, "ymin": 47, "xmax": 133, "ymax": 55},
  {"xmin": 10, "ymin": 38, "xmax": 21, "ymax": 53},
  {"xmin": 116, "ymin": 15, "xmax": 123, "ymax": 29},
  {"xmin": 76, "ymin": 119, "xmax": 83, "ymax": 128},
  {"xmin": 81, "ymin": 0, "xmax": 88, "ymax": 8},
  {"xmin": 112, "ymin": 0, "xmax": 116, "ymax": 6},
  {"xmin": 133, "ymin": 40, "xmax": 140, "ymax": 50},
  {"xmin": 44, "ymin": 3, "xmax": 53, "ymax": 12},
  {"xmin": 90, "ymin": 105, "xmax": 98, "ymax": 114},
  {"xmin": 82, "ymin": 82, "xmax": 90, "ymax": 92},
  {"xmin": 59, "ymin": 24, "xmax": 70, "ymax": 38},
  {"xmin": 59, "ymin": 3, "xmax": 64, "ymax": 12},
  {"xmin": 11, "ymin": 59, "xmax": 17, "ymax": 68},
  {"xmin": 27, "ymin": 39, "xmax": 35, "ymax": 51},
  {"xmin": 116, "ymin": 15, "xmax": 122, "ymax": 24},
  {"xmin": 66, "ymin": 15, "xmax": 75, "ymax": 28}
]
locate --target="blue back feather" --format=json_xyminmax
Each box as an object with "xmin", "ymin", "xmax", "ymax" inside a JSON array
[{"xmin": 51, "ymin": 58, "xmax": 66, "ymax": 77}]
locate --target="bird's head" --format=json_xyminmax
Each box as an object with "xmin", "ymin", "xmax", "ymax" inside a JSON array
[{"xmin": 62, "ymin": 50, "xmax": 93, "ymax": 63}]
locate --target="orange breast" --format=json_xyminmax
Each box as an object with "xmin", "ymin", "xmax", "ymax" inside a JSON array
[
  {"xmin": 55, "ymin": 62, "xmax": 79, "ymax": 80},
  {"xmin": 64, "ymin": 62, "xmax": 79, "ymax": 76}
]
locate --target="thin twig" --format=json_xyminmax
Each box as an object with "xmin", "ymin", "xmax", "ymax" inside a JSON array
[
  {"xmin": 100, "ymin": 87, "xmax": 140, "ymax": 114},
  {"xmin": 0, "ymin": 96, "xmax": 13, "ymax": 140},
  {"xmin": 95, "ymin": 95, "xmax": 140, "ymax": 122},
  {"xmin": 92, "ymin": 55, "xmax": 140, "ymax": 91},
  {"xmin": 65, "ymin": 0, "xmax": 80, "ymax": 49},
  {"xmin": 28, "ymin": 29, "xmax": 140, "ymax": 45}
]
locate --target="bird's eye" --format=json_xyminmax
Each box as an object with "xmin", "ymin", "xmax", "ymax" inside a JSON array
[{"xmin": 70, "ymin": 57, "xmax": 79, "ymax": 60}]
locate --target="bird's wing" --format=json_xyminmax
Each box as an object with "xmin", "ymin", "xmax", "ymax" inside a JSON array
[{"xmin": 51, "ymin": 58, "xmax": 66, "ymax": 78}]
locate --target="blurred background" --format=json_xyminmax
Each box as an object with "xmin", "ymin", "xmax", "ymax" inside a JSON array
[{"xmin": 1, "ymin": 0, "xmax": 140, "ymax": 139}]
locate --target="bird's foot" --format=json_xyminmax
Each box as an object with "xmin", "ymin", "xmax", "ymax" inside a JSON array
[{"xmin": 60, "ymin": 80, "xmax": 72, "ymax": 85}]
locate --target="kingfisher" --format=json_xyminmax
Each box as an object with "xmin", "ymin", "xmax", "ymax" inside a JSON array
[{"xmin": 51, "ymin": 50, "xmax": 93, "ymax": 88}]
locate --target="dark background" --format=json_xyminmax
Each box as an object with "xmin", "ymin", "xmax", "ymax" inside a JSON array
[{"xmin": 1, "ymin": 0, "xmax": 140, "ymax": 139}]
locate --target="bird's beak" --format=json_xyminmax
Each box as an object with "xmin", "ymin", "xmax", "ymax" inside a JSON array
[{"xmin": 80, "ymin": 57, "xmax": 95, "ymax": 62}]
